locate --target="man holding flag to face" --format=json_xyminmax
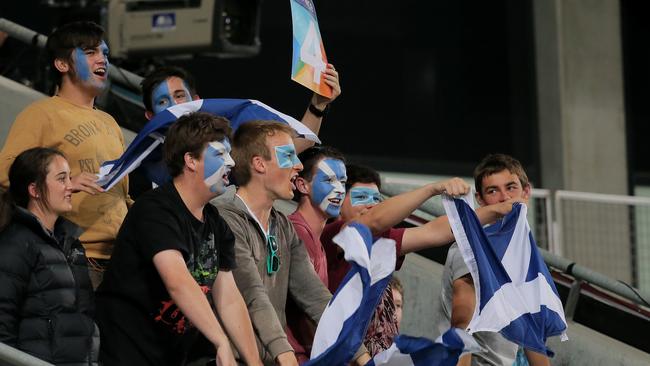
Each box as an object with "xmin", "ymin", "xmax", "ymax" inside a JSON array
[{"xmin": 437, "ymin": 154, "xmax": 565, "ymax": 366}]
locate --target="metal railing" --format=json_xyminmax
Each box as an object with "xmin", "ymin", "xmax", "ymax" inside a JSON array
[
  {"xmin": 380, "ymin": 180, "xmax": 650, "ymax": 310},
  {"xmin": 0, "ymin": 343, "xmax": 54, "ymax": 366},
  {"xmin": 555, "ymin": 190, "xmax": 650, "ymax": 291}
]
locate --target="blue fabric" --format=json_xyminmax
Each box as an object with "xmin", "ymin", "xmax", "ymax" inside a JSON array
[
  {"xmin": 367, "ymin": 328, "xmax": 480, "ymax": 366},
  {"xmin": 446, "ymin": 198, "xmax": 567, "ymax": 356},
  {"xmin": 305, "ymin": 222, "xmax": 395, "ymax": 366},
  {"xmin": 97, "ymin": 98, "xmax": 312, "ymax": 190}
]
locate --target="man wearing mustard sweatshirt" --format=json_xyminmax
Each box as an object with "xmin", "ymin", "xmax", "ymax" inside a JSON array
[{"xmin": 0, "ymin": 21, "xmax": 131, "ymax": 287}]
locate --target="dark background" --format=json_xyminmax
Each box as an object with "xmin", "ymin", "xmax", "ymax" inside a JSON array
[{"xmin": 1, "ymin": 0, "xmax": 648, "ymax": 187}]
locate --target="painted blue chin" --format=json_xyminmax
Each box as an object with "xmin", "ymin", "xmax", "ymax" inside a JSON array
[{"xmin": 325, "ymin": 203, "xmax": 341, "ymax": 218}]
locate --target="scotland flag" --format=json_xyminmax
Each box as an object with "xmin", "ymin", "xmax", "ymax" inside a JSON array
[
  {"xmin": 96, "ymin": 98, "xmax": 320, "ymax": 190},
  {"xmin": 305, "ymin": 222, "xmax": 396, "ymax": 366},
  {"xmin": 442, "ymin": 194, "xmax": 568, "ymax": 356},
  {"xmin": 367, "ymin": 328, "xmax": 481, "ymax": 366}
]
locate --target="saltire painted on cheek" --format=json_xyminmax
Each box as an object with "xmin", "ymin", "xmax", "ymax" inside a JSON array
[
  {"xmin": 151, "ymin": 80, "xmax": 192, "ymax": 115},
  {"xmin": 349, "ymin": 187, "xmax": 382, "ymax": 206},
  {"xmin": 442, "ymin": 193, "xmax": 568, "ymax": 356},
  {"xmin": 96, "ymin": 99, "xmax": 320, "ymax": 190},
  {"xmin": 275, "ymin": 144, "xmax": 301, "ymax": 168},
  {"xmin": 203, "ymin": 140, "xmax": 234, "ymax": 194},
  {"xmin": 311, "ymin": 158, "xmax": 346, "ymax": 217}
]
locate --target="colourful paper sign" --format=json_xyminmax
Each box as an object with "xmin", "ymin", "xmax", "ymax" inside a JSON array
[{"xmin": 290, "ymin": 0, "xmax": 332, "ymax": 97}]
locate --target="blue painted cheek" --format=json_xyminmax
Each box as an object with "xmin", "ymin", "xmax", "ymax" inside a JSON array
[
  {"xmin": 275, "ymin": 145, "xmax": 300, "ymax": 168},
  {"xmin": 100, "ymin": 41, "xmax": 110, "ymax": 70},
  {"xmin": 152, "ymin": 82, "xmax": 172, "ymax": 115},
  {"xmin": 204, "ymin": 149, "xmax": 225, "ymax": 181},
  {"xmin": 73, "ymin": 48, "xmax": 91, "ymax": 82},
  {"xmin": 311, "ymin": 175, "xmax": 333, "ymax": 208}
]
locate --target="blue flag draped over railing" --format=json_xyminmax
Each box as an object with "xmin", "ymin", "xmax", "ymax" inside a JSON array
[
  {"xmin": 442, "ymin": 194, "xmax": 568, "ymax": 356},
  {"xmin": 96, "ymin": 98, "xmax": 320, "ymax": 190},
  {"xmin": 367, "ymin": 329, "xmax": 481, "ymax": 366},
  {"xmin": 305, "ymin": 222, "xmax": 396, "ymax": 366}
]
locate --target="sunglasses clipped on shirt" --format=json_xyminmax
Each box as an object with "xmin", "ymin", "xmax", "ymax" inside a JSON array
[{"xmin": 266, "ymin": 233, "xmax": 280, "ymax": 275}]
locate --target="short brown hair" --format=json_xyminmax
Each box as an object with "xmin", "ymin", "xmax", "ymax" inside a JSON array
[
  {"xmin": 46, "ymin": 21, "xmax": 105, "ymax": 89},
  {"xmin": 231, "ymin": 121, "xmax": 295, "ymax": 186},
  {"xmin": 164, "ymin": 112, "xmax": 232, "ymax": 177},
  {"xmin": 473, "ymin": 154, "xmax": 529, "ymax": 197}
]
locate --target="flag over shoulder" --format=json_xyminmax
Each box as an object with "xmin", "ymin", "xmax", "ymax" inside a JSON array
[
  {"xmin": 442, "ymin": 194, "xmax": 568, "ymax": 356},
  {"xmin": 305, "ymin": 222, "xmax": 396, "ymax": 366},
  {"xmin": 96, "ymin": 98, "xmax": 320, "ymax": 190}
]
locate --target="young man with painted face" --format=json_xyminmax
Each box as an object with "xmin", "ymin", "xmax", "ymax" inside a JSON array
[
  {"xmin": 319, "ymin": 163, "xmax": 521, "ymax": 356},
  {"xmin": 96, "ymin": 112, "xmax": 262, "ymax": 366},
  {"xmin": 435, "ymin": 154, "xmax": 549, "ymax": 366},
  {"xmin": 0, "ymin": 21, "xmax": 131, "ymax": 286},
  {"xmin": 128, "ymin": 66, "xmax": 199, "ymax": 199},
  {"xmin": 285, "ymin": 146, "xmax": 347, "ymax": 363},
  {"xmin": 212, "ymin": 122, "xmax": 370, "ymax": 366},
  {"xmin": 139, "ymin": 64, "xmax": 340, "ymax": 152}
]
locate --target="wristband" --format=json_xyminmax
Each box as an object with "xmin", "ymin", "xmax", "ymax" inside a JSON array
[{"xmin": 308, "ymin": 103, "xmax": 330, "ymax": 118}]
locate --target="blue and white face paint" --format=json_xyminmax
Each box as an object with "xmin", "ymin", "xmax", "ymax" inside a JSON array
[
  {"xmin": 349, "ymin": 187, "xmax": 382, "ymax": 206},
  {"xmin": 72, "ymin": 41, "xmax": 109, "ymax": 90},
  {"xmin": 203, "ymin": 139, "xmax": 235, "ymax": 195},
  {"xmin": 151, "ymin": 76, "xmax": 192, "ymax": 115},
  {"xmin": 311, "ymin": 158, "xmax": 347, "ymax": 217},
  {"xmin": 274, "ymin": 144, "xmax": 301, "ymax": 168}
]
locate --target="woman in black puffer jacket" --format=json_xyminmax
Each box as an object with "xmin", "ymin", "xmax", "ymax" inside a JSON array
[{"xmin": 0, "ymin": 147, "xmax": 98, "ymax": 365}]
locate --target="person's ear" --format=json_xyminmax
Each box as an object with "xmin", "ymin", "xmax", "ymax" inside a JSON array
[
  {"xmin": 192, "ymin": 94, "xmax": 200, "ymax": 101},
  {"xmin": 53, "ymin": 58, "xmax": 70, "ymax": 73},
  {"xmin": 295, "ymin": 177, "xmax": 310, "ymax": 195},
  {"xmin": 144, "ymin": 110, "xmax": 154, "ymax": 120},
  {"xmin": 475, "ymin": 190, "xmax": 486, "ymax": 207},
  {"xmin": 252, "ymin": 156, "xmax": 266, "ymax": 174},
  {"xmin": 184, "ymin": 152, "xmax": 198, "ymax": 172},
  {"xmin": 522, "ymin": 183, "xmax": 532, "ymax": 200},
  {"xmin": 27, "ymin": 183, "xmax": 39, "ymax": 199}
]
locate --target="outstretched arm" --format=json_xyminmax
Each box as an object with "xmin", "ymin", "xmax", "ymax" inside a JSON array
[
  {"xmin": 213, "ymin": 271, "xmax": 262, "ymax": 366},
  {"xmin": 355, "ymin": 178, "xmax": 469, "ymax": 237},
  {"xmin": 153, "ymin": 250, "xmax": 236, "ymax": 366},
  {"xmin": 400, "ymin": 198, "xmax": 525, "ymax": 254},
  {"xmin": 294, "ymin": 64, "xmax": 341, "ymax": 153}
]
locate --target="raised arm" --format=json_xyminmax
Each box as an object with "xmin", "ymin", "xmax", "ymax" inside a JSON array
[
  {"xmin": 355, "ymin": 178, "xmax": 469, "ymax": 236},
  {"xmin": 294, "ymin": 64, "xmax": 341, "ymax": 153},
  {"xmin": 213, "ymin": 270, "xmax": 262, "ymax": 366},
  {"xmin": 153, "ymin": 250, "xmax": 236, "ymax": 366},
  {"xmin": 400, "ymin": 198, "xmax": 524, "ymax": 254}
]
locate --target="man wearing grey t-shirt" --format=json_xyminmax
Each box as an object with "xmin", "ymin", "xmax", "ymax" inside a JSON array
[{"xmin": 436, "ymin": 154, "xmax": 551, "ymax": 366}]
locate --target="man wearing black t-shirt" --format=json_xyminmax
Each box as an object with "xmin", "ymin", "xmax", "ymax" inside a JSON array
[{"xmin": 96, "ymin": 112, "xmax": 262, "ymax": 366}]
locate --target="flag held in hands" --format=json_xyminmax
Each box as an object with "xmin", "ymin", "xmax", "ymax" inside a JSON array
[{"xmin": 442, "ymin": 194, "xmax": 568, "ymax": 356}]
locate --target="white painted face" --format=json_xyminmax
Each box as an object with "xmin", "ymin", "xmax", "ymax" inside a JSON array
[
  {"xmin": 202, "ymin": 139, "xmax": 235, "ymax": 195},
  {"xmin": 310, "ymin": 158, "xmax": 347, "ymax": 218}
]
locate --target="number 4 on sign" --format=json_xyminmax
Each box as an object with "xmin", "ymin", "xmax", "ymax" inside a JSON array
[{"xmin": 300, "ymin": 21, "xmax": 326, "ymax": 85}]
